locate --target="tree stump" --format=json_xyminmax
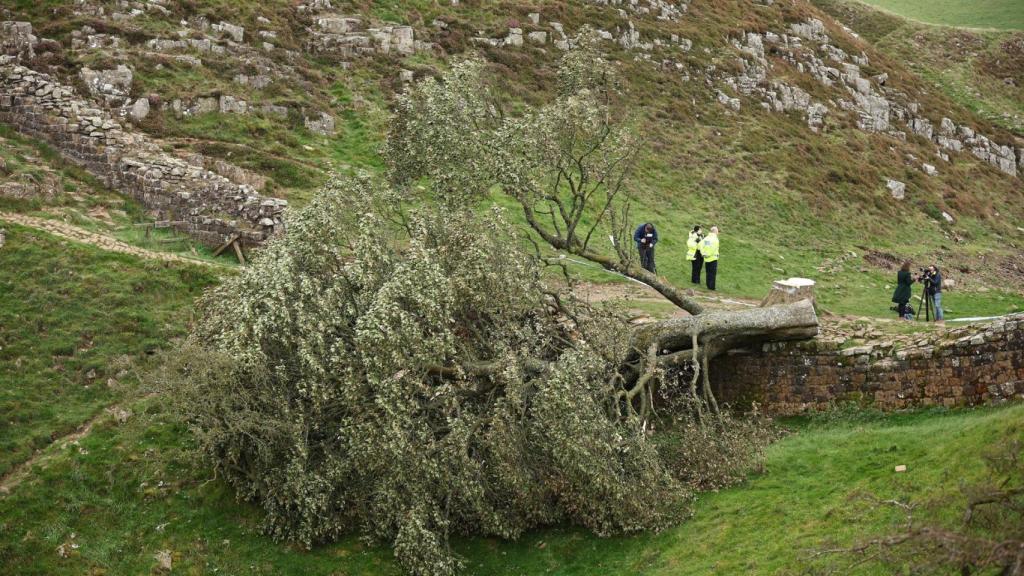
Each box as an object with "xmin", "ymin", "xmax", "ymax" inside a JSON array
[{"xmin": 760, "ymin": 278, "xmax": 816, "ymax": 308}]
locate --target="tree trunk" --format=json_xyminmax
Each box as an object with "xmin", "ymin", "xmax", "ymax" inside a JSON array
[
  {"xmin": 760, "ymin": 278, "xmax": 816, "ymax": 308},
  {"xmin": 630, "ymin": 299, "xmax": 819, "ymax": 359}
]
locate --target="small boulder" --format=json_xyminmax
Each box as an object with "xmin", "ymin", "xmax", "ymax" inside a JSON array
[
  {"xmin": 304, "ymin": 111, "xmax": 335, "ymax": 135},
  {"xmin": 505, "ymin": 28, "xmax": 523, "ymax": 47},
  {"xmin": 215, "ymin": 21, "xmax": 244, "ymax": 43},
  {"xmin": 129, "ymin": 97, "xmax": 150, "ymax": 121},
  {"xmin": 154, "ymin": 550, "xmax": 173, "ymax": 572},
  {"xmin": 886, "ymin": 179, "xmax": 905, "ymax": 200}
]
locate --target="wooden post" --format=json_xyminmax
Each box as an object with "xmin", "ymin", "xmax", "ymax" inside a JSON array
[
  {"xmin": 231, "ymin": 240, "xmax": 246, "ymax": 265},
  {"xmin": 213, "ymin": 233, "xmax": 241, "ymax": 258}
]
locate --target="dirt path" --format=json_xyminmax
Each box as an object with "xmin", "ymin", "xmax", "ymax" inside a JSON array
[
  {"xmin": 0, "ymin": 210, "xmax": 225, "ymax": 268},
  {"xmin": 0, "ymin": 404, "xmax": 132, "ymax": 496},
  {"xmin": 575, "ymin": 281, "xmax": 759, "ymax": 311}
]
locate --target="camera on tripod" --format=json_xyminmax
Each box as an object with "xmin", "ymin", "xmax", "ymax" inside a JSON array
[{"xmin": 916, "ymin": 267, "xmax": 934, "ymax": 285}]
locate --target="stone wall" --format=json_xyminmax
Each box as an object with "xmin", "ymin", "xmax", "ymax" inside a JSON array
[
  {"xmin": 711, "ymin": 314, "xmax": 1024, "ymax": 415},
  {"xmin": 0, "ymin": 28, "xmax": 285, "ymax": 247}
]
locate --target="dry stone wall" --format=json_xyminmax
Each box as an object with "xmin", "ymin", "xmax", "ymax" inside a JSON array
[
  {"xmin": 0, "ymin": 24, "xmax": 286, "ymax": 247},
  {"xmin": 711, "ymin": 314, "xmax": 1024, "ymax": 415}
]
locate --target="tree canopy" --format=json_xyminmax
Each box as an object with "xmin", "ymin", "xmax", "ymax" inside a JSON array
[{"xmin": 166, "ymin": 177, "xmax": 688, "ymax": 575}]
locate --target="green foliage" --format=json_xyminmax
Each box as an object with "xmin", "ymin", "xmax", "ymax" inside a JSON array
[
  {"xmin": 160, "ymin": 175, "xmax": 688, "ymax": 575},
  {"xmin": 655, "ymin": 411, "xmax": 783, "ymax": 492}
]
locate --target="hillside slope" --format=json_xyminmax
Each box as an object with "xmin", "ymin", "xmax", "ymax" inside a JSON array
[
  {"xmin": 0, "ymin": 0, "xmax": 1019, "ymax": 315},
  {"xmin": 1, "ymin": 0, "xmax": 1022, "ymax": 317},
  {"xmin": 814, "ymin": 0, "xmax": 1024, "ymax": 134}
]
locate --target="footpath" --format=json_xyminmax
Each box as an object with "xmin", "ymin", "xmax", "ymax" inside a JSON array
[{"xmin": 0, "ymin": 210, "xmax": 225, "ymax": 268}]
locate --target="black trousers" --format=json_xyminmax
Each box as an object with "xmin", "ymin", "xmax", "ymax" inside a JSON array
[
  {"xmin": 639, "ymin": 246, "xmax": 656, "ymax": 274},
  {"xmin": 705, "ymin": 260, "xmax": 718, "ymax": 291},
  {"xmin": 897, "ymin": 301, "xmax": 909, "ymax": 318},
  {"xmin": 690, "ymin": 252, "xmax": 704, "ymax": 284}
]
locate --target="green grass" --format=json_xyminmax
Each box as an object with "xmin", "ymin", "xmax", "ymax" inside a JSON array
[
  {"xmin": 2, "ymin": 390, "xmax": 1019, "ymax": 574},
  {"xmin": 0, "ymin": 223, "xmax": 217, "ymax": 477},
  {"xmin": 854, "ymin": 0, "xmax": 1024, "ymax": 30}
]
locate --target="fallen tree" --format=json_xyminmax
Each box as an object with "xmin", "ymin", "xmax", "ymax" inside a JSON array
[
  {"xmin": 385, "ymin": 35, "xmax": 705, "ymax": 314},
  {"xmin": 162, "ymin": 175, "xmax": 809, "ymax": 576},
  {"xmin": 162, "ymin": 35, "xmax": 821, "ymax": 576}
]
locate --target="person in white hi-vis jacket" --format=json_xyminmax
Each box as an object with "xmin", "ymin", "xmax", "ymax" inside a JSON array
[{"xmin": 701, "ymin": 226, "xmax": 720, "ymax": 291}]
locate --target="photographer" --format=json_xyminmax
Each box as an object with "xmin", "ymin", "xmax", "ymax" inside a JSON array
[
  {"xmin": 892, "ymin": 261, "xmax": 915, "ymax": 320},
  {"xmin": 924, "ymin": 265, "xmax": 944, "ymax": 323}
]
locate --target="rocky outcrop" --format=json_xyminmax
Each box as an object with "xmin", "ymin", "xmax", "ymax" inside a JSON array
[
  {"xmin": 0, "ymin": 57, "xmax": 286, "ymax": 247},
  {"xmin": 723, "ymin": 32, "xmax": 830, "ymax": 132},
  {"xmin": 79, "ymin": 65, "xmax": 133, "ymax": 107},
  {"xmin": 0, "ymin": 22, "xmax": 37, "ymax": 59},
  {"xmin": 712, "ymin": 314, "xmax": 1024, "ymax": 414},
  {"xmin": 720, "ymin": 19, "xmax": 1022, "ymax": 178},
  {"xmin": 308, "ymin": 15, "xmax": 428, "ymax": 58},
  {"xmin": 473, "ymin": 7, "xmax": 692, "ymax": 58},
  {"xmin": 586, "ymin": 0, "xmax": 690, "ymax": 21}
]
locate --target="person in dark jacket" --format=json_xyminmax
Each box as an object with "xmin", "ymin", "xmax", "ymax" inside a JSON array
[
  {"xmin": 633, "ymin": 222, "xmax": 658, "ymax": 274},
  {"xmin": 686, "ymin": 225, "xmax": 704, "ymax": 284},
  {"xmin": 892, "ymin": 261, "xmax": 915, "ymax": 319}
]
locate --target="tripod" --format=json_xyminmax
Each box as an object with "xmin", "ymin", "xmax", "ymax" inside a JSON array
[{"xmin": 915, "ymin": 280, "xmax": 934, "ymax": 322}]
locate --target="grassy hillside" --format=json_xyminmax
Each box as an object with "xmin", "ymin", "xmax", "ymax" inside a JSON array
[
  {"xmin": 816, "ymin": 0, "xmax": 1024, "ymax": 134},
  {"xmin": 853, "ymin": 0, "xmax": 1024, "ymax": 30},
  {"xmin": 2, "ymin": 384, "xmax": 1020, "ymax": 574},
  {"xmin": 0, "ymin": 224, "xmax": 217, "ymax": 477},
  {"xmin": 3, "ymin": 0, "xmax": 1022, "ymax": 321}
]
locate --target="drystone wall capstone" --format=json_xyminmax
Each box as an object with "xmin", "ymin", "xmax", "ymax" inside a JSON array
[
  {"xmin": 0, "ymin": 24, "xmax": 286, "ymax": 247},
  {"xmin": 711, "ymin": 314, "xmax": 1024, "ymax": 415}
]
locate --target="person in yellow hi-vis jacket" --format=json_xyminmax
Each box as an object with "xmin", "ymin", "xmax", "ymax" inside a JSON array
[
  {"xmin": 701, "ymin": 226, "xmax": 720, "ymax": 291},
  {"xmin": 686, "ymin": 225, "xmax": 704, "ymax": 284}
]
